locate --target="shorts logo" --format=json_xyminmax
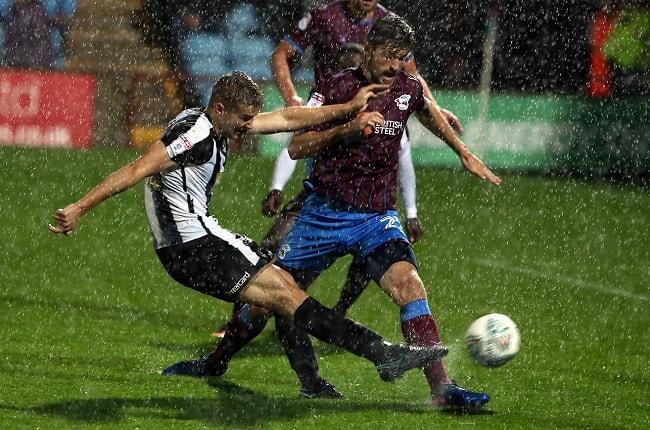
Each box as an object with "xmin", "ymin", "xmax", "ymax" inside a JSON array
[
  {"xmin": 278, "ymin": 244, "xmax": 291, "ymax": 259},
  {"xmin": 395, "ymin": 94, "xmax": 411, "ymax": 111},
  {"xmin": 380, "ymin": 215, "xmax": 400, "ymax": 230},
  {"xmin": 228, "ymin": 271, "xmax": 250, "ymax": 294}
]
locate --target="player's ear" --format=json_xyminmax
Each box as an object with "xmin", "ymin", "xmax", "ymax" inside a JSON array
[{"xmin": 210, "ymin": 102, "xmax": 225, "ymax": 116}]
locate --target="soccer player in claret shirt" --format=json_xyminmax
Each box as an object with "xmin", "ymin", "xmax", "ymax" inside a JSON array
[
  {"xmin": 203, "ymin": 16, "xmax": 502, "ymax": 408},
  {"xmin": 285, "ymin": 15, "xmax": 501, "ymax": 408},
  {"xmin": 264, "ymin": 0, "xmax": 462, "ymax": 315},
  {"xmin": 48, "ymin": 71, "xmax": 448, "ymax": 390}
]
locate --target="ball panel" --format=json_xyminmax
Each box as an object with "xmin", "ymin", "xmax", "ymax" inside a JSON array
[{"xmin": 464, "ymin": 313, "xmax": 520, "ymax": 367}]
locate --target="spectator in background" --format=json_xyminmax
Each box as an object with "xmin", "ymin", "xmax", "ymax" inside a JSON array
[
  {"xmin": 604, "ymin": 1, "xmax": 650, "ymax": 96},
  {"xmin": 133, "ymin": 0, "xmax": 226, "ymax": 108},
  {"xmin": 0, "ymin": 0, "xmax": 75, "ymax": 70}
]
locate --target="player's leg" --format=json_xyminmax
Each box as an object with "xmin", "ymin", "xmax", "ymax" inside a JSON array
[
  {"xmin": 365, "ymin": 240, "xmax": 490, "ymax": 408},
  {"xmin": 333, "ymin": 253, "xmax": 372, "ymax": 316},
  {"xmin": 260, "ymin": 190, "xmax": 307, "ymax": 253},
  {"xmin": 212, "ymin": 301, "xmax": 243, "ymax": 338},
  {"xmin": 204, "ymin": 303, "xmax": 272, "ymax": 374},
  {"xmin": 213, "ymin": 191, "xmax": 306, "ymax": 338},
  {"xmin": 158, "ymin": 231, "xmax": 447, "ymax": 382},
  {"xmin": 239, "ymin": 263, "xmax": 448, "ymax": 383},
  {"xmin": 275, "ymin": 316, "xmax": 341, "ymax": 398}
]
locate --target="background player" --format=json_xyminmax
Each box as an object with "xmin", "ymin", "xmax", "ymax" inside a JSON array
[{"xmin": 48, "ymin": 71, "xmax": 447, "ymax": 388}]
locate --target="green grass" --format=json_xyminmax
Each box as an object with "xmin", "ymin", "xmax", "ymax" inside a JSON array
[{"xmin": 1, "ymin": 147, "xmax": 648, "ymax": 429}]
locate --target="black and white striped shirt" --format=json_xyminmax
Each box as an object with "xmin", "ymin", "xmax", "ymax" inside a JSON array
[{"xmin": 144, "ymin": 108, "xmax": 228, "ymax": 249}]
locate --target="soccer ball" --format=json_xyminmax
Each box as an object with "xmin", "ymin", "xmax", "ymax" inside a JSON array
[{"xmin": 465, "ymin": 313, "xmax": 520, "ymax": 367}]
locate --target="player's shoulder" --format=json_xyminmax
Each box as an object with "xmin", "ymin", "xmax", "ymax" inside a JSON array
[
  {"xmin": 169, "ymin": 108, "xmax": 209, "ymax": 128},
  {"xmin": 317, "ymin": 68, "xmax": 363, "ymax": 102},
  {"xmin": 328, "ymin": 67, "xmax": 364, "ymax": 89},
  {"xmin": 398, "ymin": 70, "xmax": 423, "ymax": 92},
  {"xmin": 375, "ymin": 3, "xmax": 390, "ymax": 18},
  {"xmin": 163, "ymin": 108, "xmax": 213, "ymax": 143}
]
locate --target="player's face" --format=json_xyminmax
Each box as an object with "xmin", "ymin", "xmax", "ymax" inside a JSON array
[
  {"xmin": 218, "ymin": 104, "xmax": 260, "ymax": 140},
  {"xmin": 349, "ymin": 0, "xmax": 378, "ymax": 14},
  {"xmin": 364, "ymin": 44, "xmax": 409, "ymax": 85}
]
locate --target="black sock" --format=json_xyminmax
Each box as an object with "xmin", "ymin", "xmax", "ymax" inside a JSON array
[
  {"xmin": 334, "ymin": 255, "xmax": 371, "ymax": 315},
  {"xmin": 293, "ymin": 297, "xmax": 386, "ymax": 364},
  {"xmin": 275, "ymin": 316, "xmax": 320, "ymax": 386}
]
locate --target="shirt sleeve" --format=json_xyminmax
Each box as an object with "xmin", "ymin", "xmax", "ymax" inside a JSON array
[
  {"xmin": 397, "ymin": 132, "xmax": 417, "ymax": 218},
  {"xmin": 307, "ymin": 77, "xmax": 348, "ymax": 132},
  {"xmin": 284, "ymin": 8, "xmax": 322, "ymax": 55},
  {"xmin": 161, "ymin": 116, "xmax": 212, "ymax": 166},
  {"xmin": 270, "ymin": 147, "xmax": 299, "ymax": 191},
  {"xmin": 410, "ymin": 78, "xmax": 426, "ymax": 113}
]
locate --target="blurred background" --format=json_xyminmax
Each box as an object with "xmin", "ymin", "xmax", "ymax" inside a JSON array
[{"xmin": 0, "ymin": 0, "xmax": 648, "ymax": 180}]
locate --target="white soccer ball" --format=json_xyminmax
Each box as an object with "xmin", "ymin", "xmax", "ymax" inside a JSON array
[{"xmin": 465, "ymin": 313, "xmax": 520, "ymax": 367}]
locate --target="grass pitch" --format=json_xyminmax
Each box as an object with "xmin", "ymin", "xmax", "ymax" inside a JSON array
[{"xmin": 1, "ymin": 147, "xmax": 648, "ymax": 429}]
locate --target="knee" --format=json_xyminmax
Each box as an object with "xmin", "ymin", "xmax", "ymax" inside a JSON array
[
  {"xmin": 384, "ymin": 267, "xmax": 427, "ymax": 306},
  {"xmin": 396, "ymin": 276, "xmax": 426, "ymax": 303}
]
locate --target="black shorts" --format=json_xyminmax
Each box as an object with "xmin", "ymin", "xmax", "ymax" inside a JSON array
[{"xmin": 156, "ymin": 233, "xmax": 273, "ymax": 303}]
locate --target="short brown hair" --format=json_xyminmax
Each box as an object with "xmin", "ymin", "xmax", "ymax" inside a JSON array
[
  {"xmin": 208, "ymin": 71, "xmax": 264, "ymax": 110},
  {"xmin": 367, "ymin": 14, "xmax": 414, "ymax": 52}
]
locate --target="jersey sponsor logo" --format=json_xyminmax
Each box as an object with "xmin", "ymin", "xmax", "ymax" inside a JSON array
[
  {"xmin": 395, "ymin": 94, "xmax": 411, "ymax": 111},
  {"xmin": 278, "ymin": 244, "xmax": 291, "ymax": 259},
  {"xmin": 373, "ymin": 120, "xmax": 403, "ymax": 136},
  {"xmin": 228, "ymin": 271, "xmax": 251, "ymax": 295},
  {"xmin": 306, "ymin": 92, "xmax": 325, "ymax": 107},
  {"xmin": 380, "ymin": 215, "xmax": 401, "ymax": 230},
  {"xmin": 298, "ymin": 13, "xmax": 311, "ymax": 31}
]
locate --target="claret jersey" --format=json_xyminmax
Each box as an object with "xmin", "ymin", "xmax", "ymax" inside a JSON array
[
  {"xmin": 305, "ymin": 68, "xmax": 426, "ymax": 212},
  {"xmin": 285, "ymin": 0, "xmax": 388, "ymax": 88}
]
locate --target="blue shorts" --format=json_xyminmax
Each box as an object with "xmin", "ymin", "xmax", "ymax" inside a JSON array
[{"xmin": 276, "ymin": 193, "xmax": 410, "ymax": 274}]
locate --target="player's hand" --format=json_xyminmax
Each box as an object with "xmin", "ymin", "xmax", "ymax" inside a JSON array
[
  {"xmin": 346, "ymin": 111, "xmax": 384, "ymax": 136},
  {"xmin": 350, "ymin": 83, "xmax": 390, "ymax": 111},
  {"xmin": 48, "ymin": 203, "xmax": 84, "ymax": 236},
  {"xmin": 460, "ymin": 151, "xmax": 502, "ymax": 186},
  {"xmin": 261, "ymin": 189, "xmax": 283, "ymax": 217},
  {"xmin": 285, "ymin": 95, "xmax": 304, "ymax": 107},
  {"xmin": 405, "ymin": 217, "xmax": 424, "ymax": 244},
  {"xmin": 440, "ymin": 108, "xmax": 465, "ymax": 135}
]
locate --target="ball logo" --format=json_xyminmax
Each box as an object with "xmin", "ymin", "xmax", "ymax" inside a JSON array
[{"xmin": 394, "ymin": 94, "xmax": 411, "ymax": 111}]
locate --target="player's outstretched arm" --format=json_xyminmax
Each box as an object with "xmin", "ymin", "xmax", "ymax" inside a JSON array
[
  {"xmin": 250, "ymin": 84, "xmax": 388, "ymax": 135},
  {"xmin": 287, "ymin": 111, "xmax": 384, "ymax": 159},
  {"xmin": 404, "ymin": 59, "xmax": 464, "ymax": 135},
  {"xmin": 48, "ymin": 141, "xmax": 176, "ymax": 236},
  {"xmin": 416, "ymin": 98, "xmax": 501, "ymax": 186},
  {"xmin": 270, "ymin": 41, "xmax": 303, "ymax": 107}
]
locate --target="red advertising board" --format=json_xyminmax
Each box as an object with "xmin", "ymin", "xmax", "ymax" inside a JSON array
[{"xmin": 0, "ymin": 69, "xmax": 95, "ymax": 148}]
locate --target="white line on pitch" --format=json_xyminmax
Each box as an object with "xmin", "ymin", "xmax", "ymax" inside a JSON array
[{"xmin": 473, "ymin": 258, "xmax": 650, "ymax": 302}]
